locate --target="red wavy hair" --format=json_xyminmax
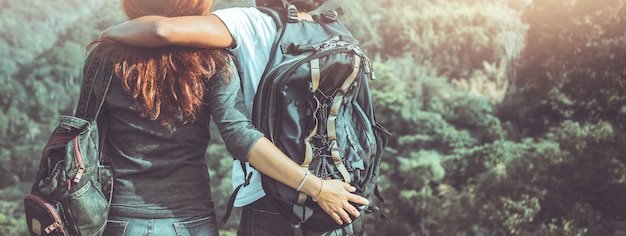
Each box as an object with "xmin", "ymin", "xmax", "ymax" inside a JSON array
[{"xmin": 90, "ymin": 0, "xmax": 231, "ymax": 126}]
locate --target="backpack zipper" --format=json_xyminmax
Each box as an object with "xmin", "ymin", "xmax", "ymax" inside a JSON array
[
  {"xmin": 72, "ymin": 136, "xmax": 85, "ymax": 184},
  {"xmin": 43, "ymin": 135, "xmax": 74, "ymax": 150}
]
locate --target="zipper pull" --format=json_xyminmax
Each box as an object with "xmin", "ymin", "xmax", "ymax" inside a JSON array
[
  {"xmin": 44, "ymin": 221, "xmax": 62, "ymax": 234},
  {"xmin": 73, "ymin": 166, "xmax": 85, "ymax": 184},
  {"xmin": 72, "ymin": 136, "xmax": 85, "ymax": 185}
]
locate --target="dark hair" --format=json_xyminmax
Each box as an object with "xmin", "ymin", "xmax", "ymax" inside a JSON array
[{"xmin": 256, "ymin": 0, "xmax": 329, "ymax": 12}]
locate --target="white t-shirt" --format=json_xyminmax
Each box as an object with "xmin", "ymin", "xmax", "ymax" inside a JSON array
[{"xmin": 212, "ymin": 7, "xmax": 277, "ymax": 207}]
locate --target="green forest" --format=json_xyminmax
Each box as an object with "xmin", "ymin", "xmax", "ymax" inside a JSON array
[{"xmin": 1, "ymin": 0, "xmax": 625, "ymax": 235}]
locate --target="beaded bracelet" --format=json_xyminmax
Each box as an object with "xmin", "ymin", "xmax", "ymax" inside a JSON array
[{"xmin": 295, "ymin": 170, "xmax": 310, "ymax": 192}]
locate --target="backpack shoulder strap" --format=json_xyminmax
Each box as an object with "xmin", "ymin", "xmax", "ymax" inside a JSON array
[
  {"xmin": 74, "ymin": 48, "xmax": 115, "ymax": 121},
  {"xmin": 257, "ymin": 5, "xmax": 344, "ymax": 29},
  {"xmin": 74, "ymin": 47, "xmax": 116, "ymax": 185},
  {"xmin": 222, "ymin": 161, "xmax": 253, "ymax": 223}
]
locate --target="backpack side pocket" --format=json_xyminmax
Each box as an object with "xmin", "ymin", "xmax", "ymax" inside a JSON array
[{"xmin": 24, "ymin": 194, "xmax": 69, "ymax": 236}]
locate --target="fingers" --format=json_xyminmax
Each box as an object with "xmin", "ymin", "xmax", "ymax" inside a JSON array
[
  {"xmin": 343, "ymin": 182, "xmax": 357, "ymax": 192},
  {"xmin": 335, "ymin": 201, "xmax": 361, "ymax": 224},
  {"xmin": 337, "ymin": 208, "xmax": 352, "ymax": 224},
  {"xmin": 330, "ymin": 213, "xmax": 342, "ymax": 225},
  {"xmin": 317, "ymin": 180, "xmax": 371, "ymax": 225},
  {"xmin": 342, "ymin": 182, "xmax": 370, "ymax": 205},
  {"xmin": 348, "ymin": 193, "xmax": 369, "ymax": 205},
  {"xmin": 345, "ymin": 202, "xmax": 361, "ymax": 217}
]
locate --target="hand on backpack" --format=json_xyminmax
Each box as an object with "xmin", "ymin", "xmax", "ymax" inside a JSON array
[{"xmin": 314, "ymin": 178, "xmax": 369, "ymax": 225}]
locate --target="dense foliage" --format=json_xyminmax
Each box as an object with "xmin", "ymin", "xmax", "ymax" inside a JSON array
[{"xmin": 1, "ymin": 0, "xmax": 625, "ymax": 235}]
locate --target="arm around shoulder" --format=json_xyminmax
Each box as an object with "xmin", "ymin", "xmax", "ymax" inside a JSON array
[
  {"xmin": 101, "ymin": 15, "xmax": 170, "ymax": 47},
  {"xmin": 101, "ymin": 14, "xmax": 234, "ymax": 48}
]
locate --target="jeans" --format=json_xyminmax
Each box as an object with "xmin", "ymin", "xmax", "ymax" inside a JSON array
[
  {"xmin": 237, "ymin": 197, "xmax": 362, "ymax": 236},
  {"xmin": 103, "ymin": 214, "xmax": 219, "ymax": 236}
]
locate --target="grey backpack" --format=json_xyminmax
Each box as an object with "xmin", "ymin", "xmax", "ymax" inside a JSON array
[{"xmin": 252, "ymin": 4, "xmax": 391, "ymax": 232}]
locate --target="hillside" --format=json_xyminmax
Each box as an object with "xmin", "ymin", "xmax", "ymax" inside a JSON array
[{"xmin": 2, "ymin": 0, "xmax": 626, "ymax": 235}]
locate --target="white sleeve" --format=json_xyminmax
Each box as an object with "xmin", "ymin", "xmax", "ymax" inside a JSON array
[
  {"xmin": 211, "ymin": 7, "xmax": 277, "ymax": 113},
  {"xmin": 212, "ymin": 7, "xmax": 276, "ymax": 53}
]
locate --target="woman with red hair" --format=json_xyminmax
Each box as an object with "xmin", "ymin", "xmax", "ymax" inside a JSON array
[{"xmin": 88, "ymin": 0, "xmax": 366, "ymax": 235}]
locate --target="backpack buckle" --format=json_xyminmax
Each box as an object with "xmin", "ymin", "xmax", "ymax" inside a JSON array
[
  {"xmin": 322, "ymin": 10, "xmax": 339, "ymax": 22},
  {"xmin": 287, "ymin": 4, "xmax": 298, "ymax": 23}
]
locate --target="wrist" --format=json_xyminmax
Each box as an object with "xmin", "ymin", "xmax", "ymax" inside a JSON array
[
  {"xmin": 301, "ymin": 175, "xmax": 323, "ymax": 198},
  {"xmin": 296, "ymin": 170, "xmax": 310, "ymax": 192}
]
